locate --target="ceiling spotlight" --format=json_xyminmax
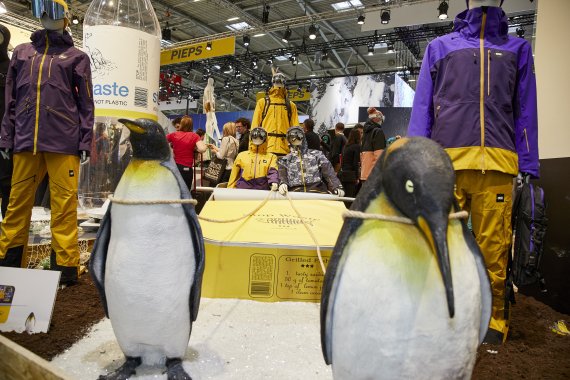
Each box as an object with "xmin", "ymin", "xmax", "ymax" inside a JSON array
[
  {"xmin": 380, "ymin": 9, "xmax": 390, "ymax": 25},
  {"xmin": 516, "ymin": 26, "xmax": 525, "ymax": 38},
  {"xmin": 243, "ymin": 35, "xmax": 250, "ymax": 47},
  {"xmin": 161, "ymin": 26, "xmax": 172, "ymax": 41},
  {"xmin": 235, "ymin": 69, "xmax": 241, "ymax": 78},
  {"xmin": 367, "ymin": 43, "xmax": 374, "ymax": 56},
  {"xmin": 224, "ymin": 80, "xmax": 230, "ymax": 89},
  {"xmin": 72, "ymin": 15, "xmax": 79, "ymax": 25},
  {"xmin": 322, "ymin": 48, "xmax": 329, "ymax": 61},
  {"xmin": 266, "ymin": 56, "xmax": 273, "ymax": 64},
  {"xmin": 308, "ymin": 24, "xmax": 317, "ymax": 40},
  {"xmin": 206, "ymin": 41, "xmax": 212, "ymax": 51},
  {"xmin": 282, "ymin": 27, "xmax": 292, "ymax": 43},
  {"xmin": 438, "ymin": 1, "xmax": 449, "ymax": 20},
  {"xmin": 357, "ymin": 14, "xmax": 365, "ymax": 25},
  {"xmin": 290, "ymin": 55, "xmax": 298, "ymax": 65},
  {"xmin": 386, "ymin": 42, "xmax": 395, "ymax": 53}
]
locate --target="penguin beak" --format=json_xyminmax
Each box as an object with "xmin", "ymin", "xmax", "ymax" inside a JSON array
[
  {"xmin": 417, "ymin": 214, "xmax": 455, "ymax": 318},
  {"xmin": 119, "ymin": 119, "xmax": 146, "ymax": 135}
]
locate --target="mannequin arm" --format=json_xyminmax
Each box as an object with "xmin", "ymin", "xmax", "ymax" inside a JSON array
[
  {"xmin": 0, "ymin": 49, "xmax": 18, "ymax": 150},
  {"xmin": 408, "ymin": 44, "xmax": 435, "ymax": 138}
]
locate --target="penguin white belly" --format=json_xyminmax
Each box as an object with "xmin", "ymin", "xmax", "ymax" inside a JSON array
[
  {"xmin": 105, "ymin": 161, "xmax": 195, "ymax": 365},
  {"xmin": 330, "ymin": 219, "xmax": 482, "ymax": 380}
]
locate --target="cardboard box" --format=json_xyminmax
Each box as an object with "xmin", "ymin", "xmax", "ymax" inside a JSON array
[{"xmin": 200, "ymin": 199, "xmax": 346, "ymax": 302}]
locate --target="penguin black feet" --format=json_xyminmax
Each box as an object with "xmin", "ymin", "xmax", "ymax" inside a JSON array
[
  {"xmin": 98, "ymin": 356, "xmax": 142, "ymax": 380},
  {"xmin": 165, "ymin": 358, "xmax": 192, "ymax": 380}
]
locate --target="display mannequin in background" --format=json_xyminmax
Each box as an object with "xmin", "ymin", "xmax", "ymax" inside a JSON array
[
  {"xmin": 0, "ymin": 24, "xmax": 12, "ymax": 218},
  {"xmin": 408, "ymin": 0, "xmax": 539, "ymax": 344},
  {"xmin": 251, "ymin": 67, "xmax": 299, "ymax": 156},
  {"xmin": 202, "ymin": 77, "xmax": 218, "ymax": 163},
  {"xmin": 0, "ymin": 0, "xmax": 94, "ymax": 287}
]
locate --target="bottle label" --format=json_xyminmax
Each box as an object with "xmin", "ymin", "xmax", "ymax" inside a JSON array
[{"xmin": 83, "ymin": 25, "xmax": 160, "ymax": 120}]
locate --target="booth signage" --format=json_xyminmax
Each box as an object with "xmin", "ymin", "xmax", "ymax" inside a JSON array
[
  {"xmin": 160, "ymin": 36, "xmax": 236, "ymax": 65},
  {"xmin": 256, "ymin": 89, "xmax": 311, "ymax": 102}
]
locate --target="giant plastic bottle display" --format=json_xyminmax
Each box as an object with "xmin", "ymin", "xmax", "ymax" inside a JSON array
[{"xmin": 80, "ymin": 0, "xmax": 161, "ymax": 204}]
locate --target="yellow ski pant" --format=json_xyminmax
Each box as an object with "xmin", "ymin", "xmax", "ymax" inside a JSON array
[
  {"xmin": 455, "ymin": 170, "xmax": 514, "ymax": 341},
  {"xmin": 0, "ymin": 152, "xmax": 80, "ymax": 268}
]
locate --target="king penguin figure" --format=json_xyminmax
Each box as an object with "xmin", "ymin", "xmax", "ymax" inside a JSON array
[
  {"xmin": 321, "ymin": 137, "xmax": 492, "ymax": 380},
  {"xmin": 90, "ymin": 118, "xmax": 205, "ymax": 380}
]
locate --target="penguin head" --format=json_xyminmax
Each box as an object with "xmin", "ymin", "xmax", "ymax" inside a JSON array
[
  {"xmin": 381, "ymin": 137, "xmax": 456, "ymax": 317},
  {"xmin": 118, "ymin": 118, "xmax": 171, "ymax": 161}
]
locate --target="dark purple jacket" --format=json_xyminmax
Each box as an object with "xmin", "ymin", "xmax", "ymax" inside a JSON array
[
  {"xmin": 0, "ymin": 29, "xmax": 94, "ymax": 155},
  {"xmin": 408, "ymin": 7, "xmax": 539, "ymax": 178}
]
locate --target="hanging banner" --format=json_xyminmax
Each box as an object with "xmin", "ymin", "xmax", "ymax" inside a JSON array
[
  {"xmin": 83, "ymin": 25, "xmax": 161, "ymax": 120},
  {"xmin": 256, "ymin": 89, "xmax": 311, "ymax": 102},
  {"xmin": 160, "ymin": 36, "xmax": 236, "ymax": 66}
]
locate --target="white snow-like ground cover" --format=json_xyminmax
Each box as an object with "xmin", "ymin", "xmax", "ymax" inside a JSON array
[{"xmin": 51, "ymin": 298, "xmax": 332, "ymax": 379}]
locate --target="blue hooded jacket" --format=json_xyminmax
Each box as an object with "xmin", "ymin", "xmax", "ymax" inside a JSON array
[{"xmin": 408, "ymin": 6, "xmax": 539, "ymax": 178}]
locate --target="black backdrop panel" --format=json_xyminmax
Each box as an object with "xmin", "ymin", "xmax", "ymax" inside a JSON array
[{"xmin": 358, "ymin": 107, "xmax": 412, "ymax": 139}]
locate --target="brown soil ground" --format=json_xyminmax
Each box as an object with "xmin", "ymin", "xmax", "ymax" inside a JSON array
[{"xmin": 1, "ymin": 276, "xmax": 569, "ymax": 379}]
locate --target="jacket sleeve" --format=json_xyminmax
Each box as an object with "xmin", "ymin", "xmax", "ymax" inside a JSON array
[
  {"xmin": 289, "ymin": 101, "xmax": 300, "ymax": 127},
  {"xmin": 216, "ymin": 136, "xmax": 228, "ymax": 159},
  {"xmin": 267, "ymin": 153, "xmax": 279, "ymax": 184},
  {"xmin": 514, "ymin": 42, "xmax": 539, "ymax": 178},
  {"xmin": 251, "ymin": 98, "xmax": 265, "ymax": 128},
  {"xmin": 408, "ymin": 44, "xmax": 435, "ymax": 138},
  {"xmin": 73, "ymin": 53, "xmax": 95, "ymax": 153},
  {"xmin": 318, "ymin": 152, "xmax": 341, "ymax": 191},
  {"xmin": 0, "ymin": 49, "xmax": 18, "ymax": 150}
]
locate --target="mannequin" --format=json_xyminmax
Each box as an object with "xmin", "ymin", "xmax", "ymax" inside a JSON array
[
  {"xmin": 0, "ymin": 24, "xmax": 11, "ymax": 218},
  {"xmin": 0, "ymin": 0, "xmax": 94, "ymax": 286},
  {"xmin": 202, "ymin": 77, "xmax": 218, "ymax": 162},
  {"xmin": 408, "ymin": 0, "xmax": 538, "ymax": 344},
  {"xmin": 251, "ymin": 67, "xmax": 299, "ymax": 156},
  {"xmin": 227, "ymin": 127, "xmax": 279, "ymax": 190},
  {"xmin": 278, "ymin": 126, "xmax": 344, "ymax": 196}
]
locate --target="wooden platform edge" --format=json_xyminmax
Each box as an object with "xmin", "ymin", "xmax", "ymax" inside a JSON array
[{"xmin": 0, "ymin": 334, "xmax": 74, "ymax": 380}]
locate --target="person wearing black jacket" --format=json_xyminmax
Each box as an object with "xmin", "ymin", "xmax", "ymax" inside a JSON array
[
  {"xmin": 0, "ymin": 24, "xmax": 11, "ymax": 218},
  {"xmin": 361, "ymin": 107, "xmax": 386, "ymax": 183},
  {"xmin": 303, "ymin": 118, "xmax": 321, "ymax": 150},
  {"xmin": 339, "ymin": 127, "xmax": 362, "ymax": 202},
  {"xmin": 236, "ymin": 117, "xmax": 251, "ymax": 154},
  {"xmin": 330, "ymin": 122, "xmax": 347, "ymax": 173}
]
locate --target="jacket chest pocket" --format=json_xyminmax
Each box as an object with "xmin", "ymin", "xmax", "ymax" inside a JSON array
[
  {"xmin": 487, "ymin": 49, "xmax": 517, "ymax": 109},
  {"xmin": 41, "ymin": 54, "xmax": 73, "ymax": 89}
]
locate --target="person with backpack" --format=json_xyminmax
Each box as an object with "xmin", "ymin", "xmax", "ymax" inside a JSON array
[
  {"xmin": 330, "ymin": 122, "xmax": 348, "ymax": 173},
  {"xmin": 361, "ymin": 107, "xmax": 386, "ymax": 183}
]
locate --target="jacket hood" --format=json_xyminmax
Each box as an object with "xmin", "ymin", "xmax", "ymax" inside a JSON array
[
  {"xmin": 287, "ymin": 126, "xmax": 308, "ymax": 154},
  {"xmin": 249, "ymin": 127, "xmax": 269, "ymax": 154},
  {"xmin": 31, "ymin": 29, "xmax": 74, "ymax": 48},
  {"xmin": 0, "ymin": 24, "xmax": 10, "ymax": 62},
  {"xmin": 453, "ymin": 6, "xmax": 508, "ymax": 39},
  {"xmin": 363, "ymin": 119, "xmax": 381, "ymax": 134}
]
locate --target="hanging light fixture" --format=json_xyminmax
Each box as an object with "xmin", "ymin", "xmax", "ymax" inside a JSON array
[
  {"xmin": 438, "ymin": 1, "xmax": 449, "ymax": 20},
  {"xmin": 72, "ymin": 15, "xmax": 80, "ymax": 25},
  {"xmin": 243, "ymin": 35, "xmax": 250, "ymax": 47},
  {"xmin": 282, "ymin": 27, "xmax": 292, "ymax": 43},
  {"xmin": 357, "ymin": 14, "xmax": 365, "ymax": 25},
  {"xmin": 367, "ymin": 43, "xmax": 374, "ymax": 56},
  {"xmin": 308, "ymin": 24, "xmax": 317, "ymax": 40},
  {"xmin": 206, "ymin": 41, "xmax": 212, "ymax": 51},
  {"xmin": 516, "ymin": 26, "xmax": 525, "ymax": 38},
  {"xmin": 380, "ymin": 9, "xmax": 390, "ymax": 25},
  {"xmin": 386, "ymin": 42, "xmax": 395, "ymax": 53}
]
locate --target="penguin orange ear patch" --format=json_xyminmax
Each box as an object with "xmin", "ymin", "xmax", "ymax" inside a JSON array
[
  {"xmin": 383, "ymin": 137, "xmax": 409, "ymax": 164},
  {"xmin": 119, "ymin": 119, "xmax": 146, "ymax": 135}
]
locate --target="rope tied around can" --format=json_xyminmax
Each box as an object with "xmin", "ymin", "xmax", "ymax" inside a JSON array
[
  {"xmin": 107, "ymin": 195, "xmax": 198, "ymax": 205},
  {"xmin": 342, "ymin": 209, "xmax": 469, "ymax": 224}
]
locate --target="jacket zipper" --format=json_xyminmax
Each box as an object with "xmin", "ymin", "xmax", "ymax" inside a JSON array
[
  {"xmin": 34, "ymin": 35, "xmax": 50, "ymax": 155},
  {"xmin": 44, "ymin": 105, "xmax": 75, "ymax": 125},
  {"xmin": 487, "ymin": 49, "xmax": 491, "ymax": 96},
  {"xmin": 523, "ymin": 128, "xmax": 530, "ymax": 152},
  {"xmin": 30, "ymin": 54, "xmax": 37, "ymax": 77},
  {"xmin": 479, "ymin": 11, "xmax": 487, "ymax": 174},
  {"xmin": 48, "ymin": 56, "xmax": 54, "ymax": 78},
  {"xmin": 435, "ymin": 105, "xmax": 441, "ymax": 128}
]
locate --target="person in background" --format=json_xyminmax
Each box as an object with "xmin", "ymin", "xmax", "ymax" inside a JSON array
[
  {"xmin": 235, "ymin": 117, "xmax": 251, "ymax": 154},
  {"xmin": 330, "ymin": 122, "xmax": 347, "ymax": 173},
  {"xmin": 361, "ymin": 107, "xmax": 386, "ymax": 184},
  {"xmin": 166, "ymin": 116, "xmax": 207, "ymax": 191},
  {"xmin": 320, "ymin": 133, "xmax": 332, "ymax": 161},
  {"xmin": 303, "ymin": 118, "xmax": 321, "ymax": 150},
  {"xmin": 171, "ymin": 116, "xmax": 182, "ymax": 132},
  {"xmin": 228, "ymin": 127, "xmax": 279, "ymax": 190},
  {"xmin": 208, "ymin": 122, "xmax": 239, "ymax": 184},
  {"xmin": 339, "ymin": 126, "xmax": 362, "ymax": 202},
  {"xmin": 194, "ymin": 128, "xmax": 207, "ymax": 172}
]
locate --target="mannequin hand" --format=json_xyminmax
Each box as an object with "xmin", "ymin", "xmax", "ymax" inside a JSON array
[
  {"xmin": 278, "ymin": 183, "xmax": 288, "ymax": 195},
  {"xmin": 270, "ymin": 183, "xmax": 278, "ymax": 192},
  {"xmin": 0, "ymin": 148, "xmax": 10, "ymax": 160},
  {"xmin": 80, "ymin": 150, "xmax": 89, "ymax": 164},
  {"xmin": 333, "ymin": 188, "xmax": 345, "ymax": 197}
]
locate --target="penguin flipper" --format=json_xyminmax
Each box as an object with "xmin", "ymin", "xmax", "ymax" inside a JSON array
[
  {"xmin": 162, "ymin": 160, "xmax": 206, "ymax": 323},
  {"xmin": 320, "ymin": 168, "xmax": 384, "ymax": 364},
  {"xmin": 457, "ymin": 202, "xmax": 492, "ymax": 344},
  {"xmin": 89, "ymin": 203, "xmax": 113, "ymax": 317}
]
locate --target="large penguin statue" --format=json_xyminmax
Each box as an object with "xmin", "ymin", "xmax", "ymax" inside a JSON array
[
  {"xmin": 90, "ymin": 118, "xmax": 205, "ymax": 380},
  {"xmin": 321, "ymin": 137, "xmax": 492, "ymax": 379}
]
